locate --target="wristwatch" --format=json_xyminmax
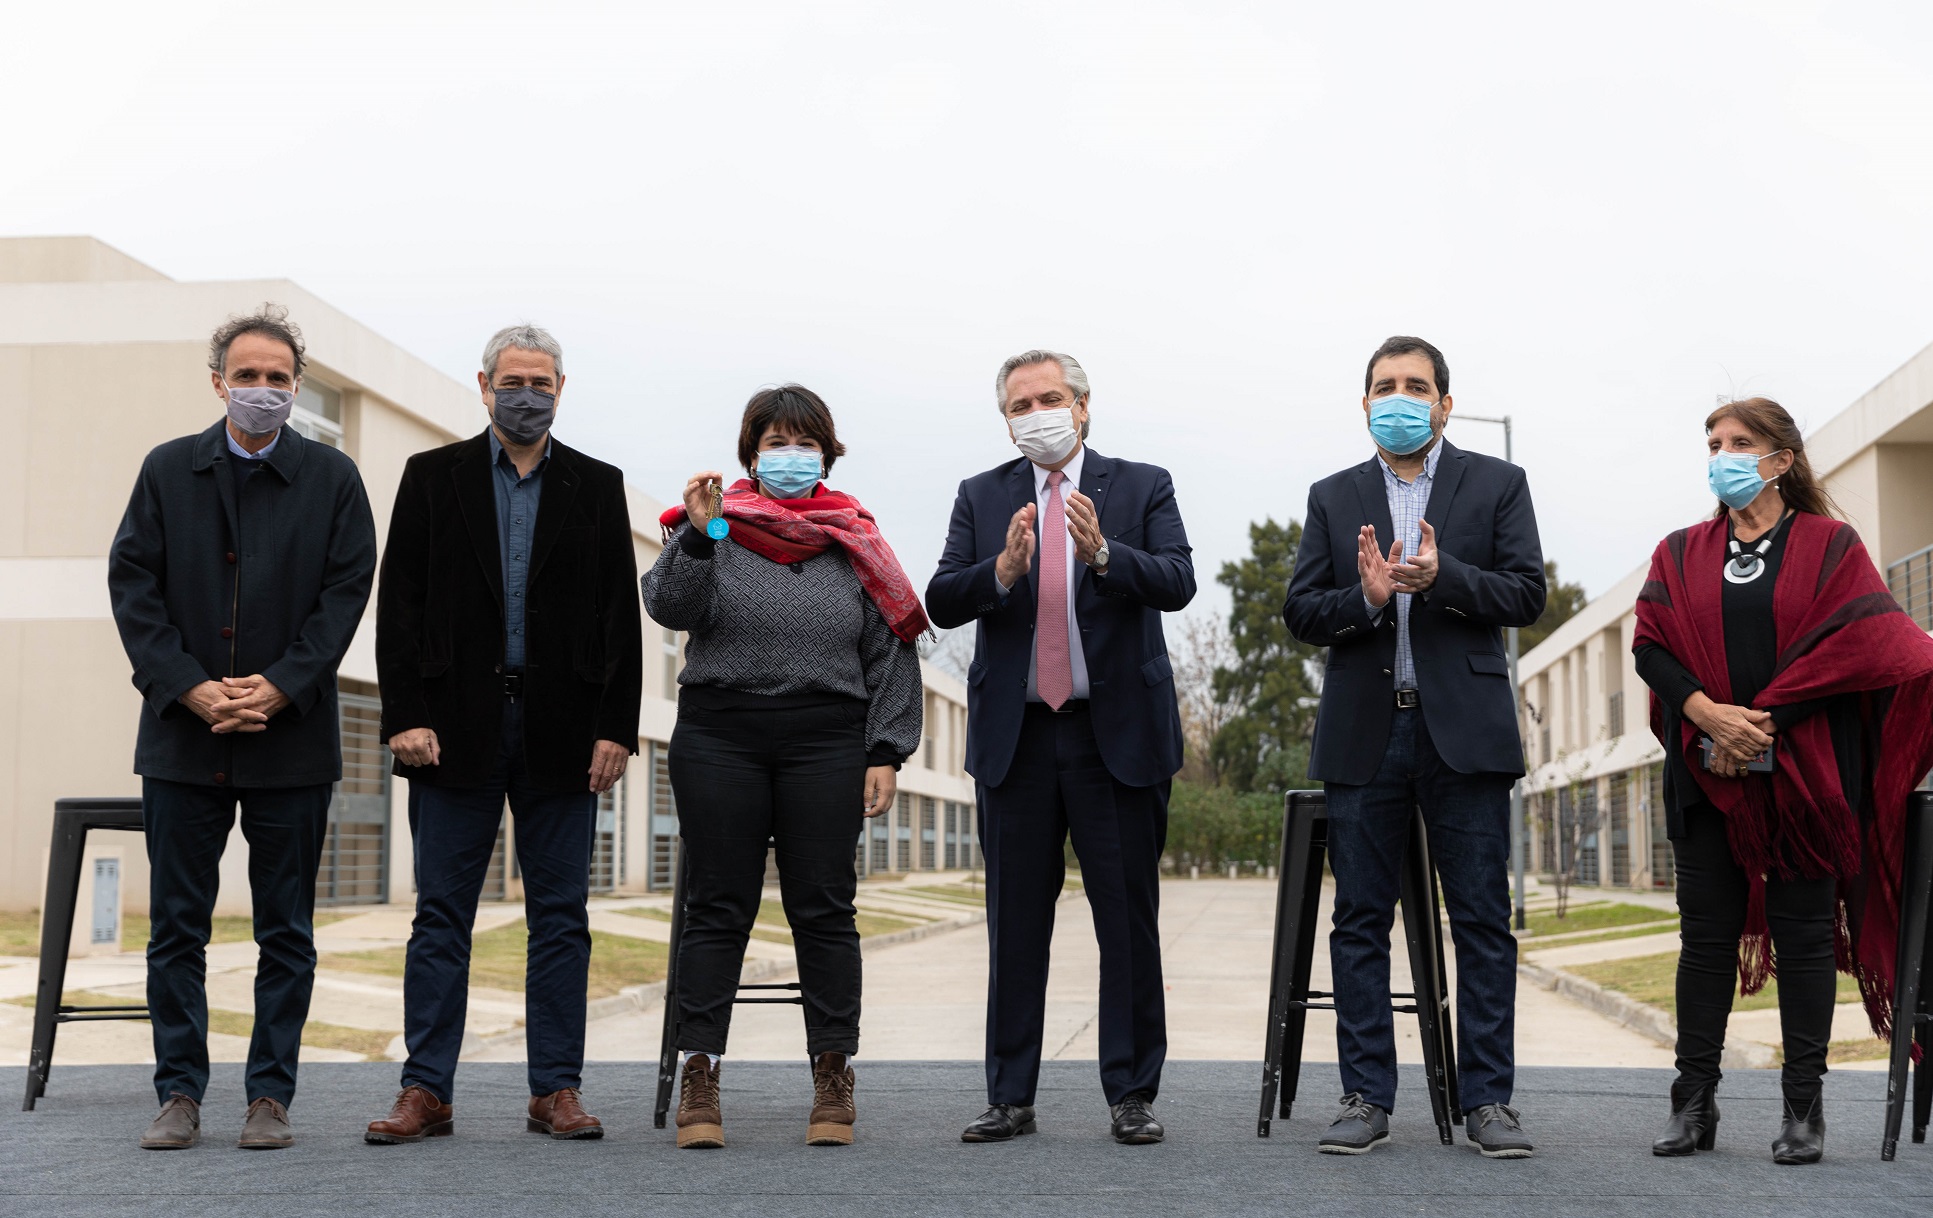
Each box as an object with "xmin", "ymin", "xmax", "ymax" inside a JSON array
[{"xmin": 1091, "ymin": 542, "xmax": 1111, "ymax": 571}]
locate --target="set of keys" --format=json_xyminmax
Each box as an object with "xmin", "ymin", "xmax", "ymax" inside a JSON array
[{"xmin": 705, "ymin": 481, "xmax": 730, "ymax": 539}]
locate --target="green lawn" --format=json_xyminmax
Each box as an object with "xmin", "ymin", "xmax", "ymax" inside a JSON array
[
  {"xmin": 1522, "ymin": 902, "xmax": 1675, "ymax": 939},
  {"xmin": 615, "ymin": 901, "xmax": 922, "ymax": 942},
  {"xmin": 0, "ymin": 910, "xmax": 41, "ymax": 956},
  {"xmin": 901, "ymin": 884, "xmax": 988, "ymax": 908},
  {"xmin": 4, "ymin": 990, "xmax": 397, "ymax": 1061},
  {"xmin": 1570, "ymin": 951, "xmax": 1863, "ymax": 1016},
  {"xmin": 0, "ymin": 911, "xmax": 354, "ymax": 957},
  {"xmin": 322, "ymin": 920, "xmax": 668, "ymax": 999}
]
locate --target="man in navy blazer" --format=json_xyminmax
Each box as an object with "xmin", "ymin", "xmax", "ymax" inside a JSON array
[
  {"xmin": 1284, "ymin": 336, "xmax": 1544, "ymax": 1159},
  {"xmin": 927, "ymin": 349, "xmax": 1194, "ymax": 1146}
]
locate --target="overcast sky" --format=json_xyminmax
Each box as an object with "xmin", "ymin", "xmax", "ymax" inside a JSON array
[{"xmin": 9, "ymin": 0, "xmax": 1933, "ymax": 623}]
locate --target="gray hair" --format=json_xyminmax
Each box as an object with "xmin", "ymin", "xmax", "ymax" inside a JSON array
[
  {"xmin": 995, "ymin": 349, "xmax": 1090, "ymax": 438},
  {"xmin": 482, "ymin": 323, "xmax": 564, "ymax": 381},
  {"xmin": 209, "ymin": 303, "xmax": 305, "ymax": 378}
]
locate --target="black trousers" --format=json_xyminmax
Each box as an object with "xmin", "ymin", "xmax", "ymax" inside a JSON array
[
  {"xmin": 668, "ymin": 694, "xmax": 867, "ymax": 1056},
  {"xmin": 142, "ymin": 777, "xmax": 332, "ymax": 1107},
  {"xmin": 1673, "ymin": 802, "xmax": 1838, "ymax": 1102},
  {"xmin": 980, "ymin": 702, "xmax": 1169, "ymax": 1107}
]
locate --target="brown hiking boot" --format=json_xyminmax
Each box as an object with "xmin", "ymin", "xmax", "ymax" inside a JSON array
[
  {"xmin": 676, "ymin": 1055, "xmax": 724, "ymax": 1149},
  {"xmin": 365, "ymin": 1086, "xmax": 453, "ymax": 1144},
  {"xmin": 808, "ymin": 1052, "xmax": 856, "ymax": 1146},
  {"xmin": 237, "ymin": 1097, "xmax": 294, "ymax": 1149},
  {"xmin": 528, "ymin": 1088, "xmax": 604, "ymax": 1140},
  {"xmin": 140, "ymin": 1093, "xmax": 200, "ymax": 1150}
]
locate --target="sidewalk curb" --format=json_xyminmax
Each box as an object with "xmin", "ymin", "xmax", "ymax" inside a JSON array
[{"xmin": 1518, "ymin": 961, "xmax": 1776, "ymax": 1070}]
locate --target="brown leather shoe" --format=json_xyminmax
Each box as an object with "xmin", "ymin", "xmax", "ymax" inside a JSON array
[
  {"xmin": 676, "ymin": 1055, "xmax": 724, "ymax": 1149},
  {"xmin": 238, "ymin": 1097, "xmax": 294, "ymax": 1149},
  {"xmin": 140, "ymin": 1093, "xmax": 200, "ymax": 1150},
  {"xmin": 365, "ymin": 1086, "xmax": 453, "ymax": 1144},
  {"xmin": 528, "ymin": 1088, "xmax": 604, "ymax": 1140},
  {"xmin": 807, "ymin": 1052, "xmax": 855, "ymax": 1146}
]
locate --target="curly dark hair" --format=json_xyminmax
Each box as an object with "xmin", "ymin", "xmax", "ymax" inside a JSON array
[
  {"xmin": 1363, "ymin": 335, "xmax": 1448, "ymax": 396},
  {"xmin": 208, "ymin": 303, "xmax": 306, "ymax": 378}
]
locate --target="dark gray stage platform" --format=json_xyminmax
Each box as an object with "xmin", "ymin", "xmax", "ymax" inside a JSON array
[{"xmin": 3, "ymin": 1062, "xmax": 1930, "ymax": 1217}]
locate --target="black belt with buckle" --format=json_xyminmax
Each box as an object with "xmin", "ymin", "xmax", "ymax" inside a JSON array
[
  {"xmin": 502, "ymin": 673, "xmax": 525, "ymax": 699},
  {"xmin": 1395, "ymin": 688, "xmax": 1420, "ymax": 709}
]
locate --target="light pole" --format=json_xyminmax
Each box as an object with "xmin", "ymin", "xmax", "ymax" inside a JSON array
[{"xmin": 1455, "ymin": 413, "xmax": 1528, "ymax": 931}]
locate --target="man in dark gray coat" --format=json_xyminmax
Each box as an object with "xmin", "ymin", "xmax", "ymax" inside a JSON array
[{"xmin": 107, "ymin": 305, "xmax": 377, "ymax": 1152}]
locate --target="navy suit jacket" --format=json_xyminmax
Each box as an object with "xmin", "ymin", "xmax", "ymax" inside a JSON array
[
  {"xmin": 926, "ymin": 448, "xmax": 1195, "ymax": 789},
  {"xmin": 1283, "ymin": 440, "xmax": 1544, "ymax": 785}
]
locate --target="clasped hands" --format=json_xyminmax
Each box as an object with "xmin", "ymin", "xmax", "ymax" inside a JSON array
[
  {"xmin": 1684, "ymin": 692, "xmax": 1776, "ymax": 779},
  {"xmin": 179, "ymin": 675, "xmax": 288, "ymax": 735},
  {"xmin": 1357, "ymin": 521, "xmax": 1439, "ymax": 609},
  {"xmin": 995, "ymin": 491, "xmax": 1106, "ymax": 588}
]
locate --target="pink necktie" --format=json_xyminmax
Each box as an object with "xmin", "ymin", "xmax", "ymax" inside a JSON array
[{"xmin": 1037, "ymin": 471, "xmax": 1073, "ymax": 709}]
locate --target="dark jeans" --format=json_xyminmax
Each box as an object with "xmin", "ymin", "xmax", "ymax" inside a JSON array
[
  {"xmin": 142, "ymin": 777, "xmax": 331, "ymax": 1107},
  {"xmin": 1323, "ymin": 706, "xmax": 1517, "ymax": 1115},
  {"xmin": 980, "ymin": 703, "xmax": 1169, "ymax": 1107},
  {"xmin": 1673, "ymin": 801, "xmax": 1837, "ymax": 1103},
  {"xmin": 400, "ymin": 699, "xmax": 594, "ymax": 1101},
  {"xmin": 668, "ymin": 695, "xmax": 867, "ymax": 1056}
]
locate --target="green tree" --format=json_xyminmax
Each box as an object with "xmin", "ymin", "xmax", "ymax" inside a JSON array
[
  {"xmin": 1520, "ymin": 559, "xmax": 1588, "ymax": 653},
  {"xmin": 1210, "ymin": 517, "xmax": 1320, "ymax": 792}
]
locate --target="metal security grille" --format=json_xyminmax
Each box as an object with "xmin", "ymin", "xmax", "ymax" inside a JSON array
[
  {"xmin": 944, "ymin": 802, "xmax": 958, "ymax": 869},
  {"xmin": 920, "ymin": 798, "xmax": 936, "ymax": 870},
  {"xmin": 1607, "ymin": 771, "xmax": 1631, "ymax": 886},
  {"xmin": 1890, "ymin": 545, "xmax": 1933, "ymax": 633},
  {"xmin": 591, "ymin": 777, "xmax": 623, "ymax": 894},
  {"xmin": 1574, "ymin": 784, "xmax": 1601, "ymax": 885},
  {"xmin": 483, "ymin": 813, "xmax": 510, "ymax": 902},
  {"xmin": 869, "ymin": 815, "xmax": 889, "ymax": 874},
  {"xmin": 317, "ymin": 684, "xmax": 389, "ymax": 906},
  {"xmin": 894, "ymin": 793, "xmax": 913, "ymax": 872},
  {"xmin": 647, "ymin": 742, "xmax": 679, "ymax": 892},
  {"xmin": 1647, "ymin": 764, "xmax": 1674, "ymax": 889}
]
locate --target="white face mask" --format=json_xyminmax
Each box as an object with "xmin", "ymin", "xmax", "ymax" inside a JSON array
[{"xmin": 1008, "ymin": 406, "xmax": 1080, "ymax": 466}]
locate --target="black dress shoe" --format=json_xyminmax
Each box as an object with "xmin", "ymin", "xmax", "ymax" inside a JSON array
[
  {"xmin": 1772, "ymin": 1095, "xmax": 1825, "ymax": 1165},
  {"xmin": 1465, "ymin": 1103, "xmax": 1534, "ymax": 1158},
  {"xmin": 1109, "ymin": 1093, "xmax": 1164, "ymax": 1145},
  {"xmin": 962, "ymin": 1104, "xmax": 1036, "ymax": 1142},
  {"xmin": 1318, "ymin": 1093, "xmax": 1390, "ymax": 1155},
  {"xmin": 1653, "ymin": 1082, "xmax": 1719, "ymax": 1156}
]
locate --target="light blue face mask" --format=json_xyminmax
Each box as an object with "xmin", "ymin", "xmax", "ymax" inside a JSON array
[
  {"xmin": 1707, "ymin": 449, "xmax": 1785, "ymax": 511},
  {"xmin": 755, "ymin": 446, "xmax": 823, "ymax": 499},
  {"xmin": 1367, "ymin": 394, "xmax": 1437, "ymax": 455}
]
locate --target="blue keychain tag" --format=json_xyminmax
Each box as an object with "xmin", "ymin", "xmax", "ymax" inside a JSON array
[
  {"xmin": 704, "ymin": 482, "xmax": 729, "ymax": 539},
  {"xmin": 706, "ymin": 517, "xmax": 730, "ymax": 540}
]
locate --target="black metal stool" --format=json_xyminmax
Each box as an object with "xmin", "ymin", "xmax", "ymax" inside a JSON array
[
  {"xmin": 1882, "ymin": 790, "xmax": 1933, "ymax": 1160},
  {"xmin": 652, "ymin": 840, "xmax": 804, "ymax": 1128},
  {"xmin": 1257, "ymin": 790, "xmax": 1460, "ymax": 1142},
  {"xmin": 23, "ymin": 797, "xmax": 148, "ymax": 1111}
]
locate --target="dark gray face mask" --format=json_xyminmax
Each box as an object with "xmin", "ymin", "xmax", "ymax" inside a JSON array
[{"xmin": 491, "ymin": 385, "xmax": 556, "ymax": 445}]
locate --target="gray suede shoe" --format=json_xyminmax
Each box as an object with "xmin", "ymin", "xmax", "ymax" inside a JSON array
[
  {"xmin": 140, "ymin": 1094, "xmax": 201, "ymax": 1150},
  {"xmin": 1318, "ymin": 1093, "xmax": 1390, "ymax": 1155},
  {"xmin": 238, "ymin": 1097, "xmax": 294, "ymax": 1149}
]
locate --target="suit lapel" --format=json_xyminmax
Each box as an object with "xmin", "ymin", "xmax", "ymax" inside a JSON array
[
  {"xmin": 1008, "ymin": 459, "xmax": 1038, "ymax": 604},
  {"xmin": 528, "ymin": 444, "xmax": 581, "ymax": 581},
  {"xmin": 1076, "ymin": 448, "xmax": 1112, "ymax": 597},
  {"xmin": 1352, "ymin": 457, "xmax": 1396, "ymax": 551},
  {"xmin": 454, "ymin": 433, "xmax": 506, "ymax": 614},
  {"xmin": 1421, "ymin": 439, "xmax": 1466, "ymax": 535}
]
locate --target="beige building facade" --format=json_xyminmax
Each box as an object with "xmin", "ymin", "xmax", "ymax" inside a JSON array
[
  {"xmin": 0, "ymin": 236, "xmax": 977, "ymax": 919},
  {"xmin": 1515, "ymin": 338, "xmax": 1933, "ymax": 891}
]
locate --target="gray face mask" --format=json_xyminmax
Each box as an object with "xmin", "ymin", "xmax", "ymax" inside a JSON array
[
  {"xmin": 491, "ymin": 385, "xmax": 557, "ymax": 446},
  {"xmin": 224, "ymin": 381, "xmax": 295, "ymax": 438}
]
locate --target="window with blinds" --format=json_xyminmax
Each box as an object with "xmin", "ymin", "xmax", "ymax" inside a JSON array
[
  {"xmin": 1607, "ymin": 770, "xmax": 1631, "ymax": 886},
  {"xmin": 317, "ymin": 679, "xmax": 389, "ymax": 906},
  {"xmin": 647, "ymin": 742, "xmax": 679, "ymax": 891},
  {"xmin": 919, "ymin": 797, "xmax": 936, "ymax": 870},
  {"xmin": 1647, "ymin": 763, "xmax": 1673, "ymax": 889},
  {"xmin": 591, "ymin": 776, "xmax": 623, "ymax": 893}
]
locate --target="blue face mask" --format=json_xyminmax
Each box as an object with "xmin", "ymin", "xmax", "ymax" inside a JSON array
[
  {"xmin": 1707, "ymin": 449, "xmax": 1784, "ymax": 511},
  {"xmin": 755, "ymin": 447, "xmax": 823, "ymax": 499},
  {"xmin": 1367, "ymin": 394, "xmax": 1437, "ymax": 456}
]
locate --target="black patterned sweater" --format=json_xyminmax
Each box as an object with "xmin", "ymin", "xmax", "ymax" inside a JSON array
[{"xmin": 642, "ymin": 525, "xmax": 923, "ymax": 767}]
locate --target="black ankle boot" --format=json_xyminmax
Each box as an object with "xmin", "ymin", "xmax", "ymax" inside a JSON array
[
  {"xmin": 1772, "ymin": 1094, "xmax": 1825, "ymax": 1165},
  {"xmin": 1652, "ymin": 1082, "xmax": 1720, "ymax": 1156}
]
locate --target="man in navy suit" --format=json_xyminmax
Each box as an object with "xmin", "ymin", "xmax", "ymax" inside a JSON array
[
  {"xmin": 927, "ymin": 349, "xmax": 1195, "ymax": 1146},
  {"xmin": 1284, "ymin": 336, "xmax": 1544, "ymax": 1159}
]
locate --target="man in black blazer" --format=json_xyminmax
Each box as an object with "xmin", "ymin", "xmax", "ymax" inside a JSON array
[
  {"xmin": 108, "ymin": 306, "xmax": 376, "ymax": 1151},
  {"xmin": 1284, "ymin": 336, "xmax": 1544, "ymax": 1159},
  {"xmin": 928, "ymin": 349, "xmax": 1194, "ymax": 1146},
  {"xmin": 365, "ymin": 325, "xmax": 641, "ymax": 1144}
]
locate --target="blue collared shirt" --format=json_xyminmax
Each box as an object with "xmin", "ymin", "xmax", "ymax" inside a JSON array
[
  {"xmin": 224, "ymin": 425, "xmax": 281, "ymax": 461},
  {"xmin": 488, "ymin": 429, "xmax": 550, "ymax": 672},
  {"xmin": 1365, "ymin": 439, "xmax": 1443, "ymax": 690}
]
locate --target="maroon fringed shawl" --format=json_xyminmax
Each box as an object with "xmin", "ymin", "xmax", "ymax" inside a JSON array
[
  {"xmin": 1633, "ymin": 512, "xmax": 1933, "ymax": 1037},
  {"xmin": 659, "ymin": 480, "xmax": 931, "ymax": 643}
]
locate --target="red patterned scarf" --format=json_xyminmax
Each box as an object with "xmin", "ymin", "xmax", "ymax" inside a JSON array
[
  {"xmin": 1633, "ymin": 512, "xmax": 1933, "ymax": 1037},
  {"xmin": 659, "ymin": 480, "xmax": 931, "ymax": 643}
]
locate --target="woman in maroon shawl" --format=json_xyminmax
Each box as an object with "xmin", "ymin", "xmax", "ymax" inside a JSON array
[
  {"xmin": 1633, "ymin": 397, "xmax": 1933, "ymax": 1165},
  {"xmin": 643, "ymin": 385, "xmax": 929, "ymax": 1150}
]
